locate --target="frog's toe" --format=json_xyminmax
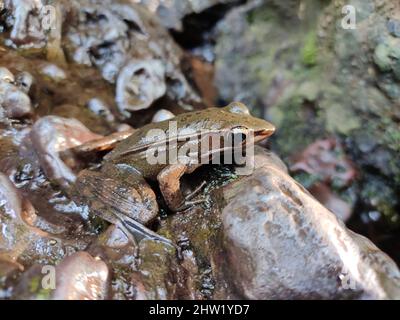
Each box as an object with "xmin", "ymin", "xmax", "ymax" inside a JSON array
[
  {"xmin": 175, "ymin": 197, "xmax": 207, "ymax": 212},
  {"xmin": 185, "ymin": 181, "xmax": 207, "ymax": 201}
]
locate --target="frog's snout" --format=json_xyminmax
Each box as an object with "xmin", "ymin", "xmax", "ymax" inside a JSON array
[
  {"xmin": 260, "ymin": 126, "xmax": 275, "ymax": 137},
  {"xmin": 257, "ymin": 123, "xmax": 276, "ymax": 138}
]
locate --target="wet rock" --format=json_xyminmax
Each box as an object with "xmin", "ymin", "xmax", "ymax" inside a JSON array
[
  {"xmin": 63, "ymin": 0, "xmax": 200, "ymax": 114},
  {"xmin": 0, "ymin": 47, "xmax": 118, "ymax": 131},
  {"xmin": 132, "ymin": 240, "xmax": 191, "ymax": 300},
  {"xmin": 374, "ymin": 43, "xmax": 394, "ymax": 72},
  {"xmin": 0, "ymin": 67, "xmax": 15, "ymax": 83},
  {"xmin": 136, "ymin": 0, "xmax": 239, "ymax": 30},
  {"xmin": 152, "ymin": 109, "xmax": 175, "ymax": 123},
  {"xmin": 12, "ymin": 264, "xmax": 53, "ymax": 300},
  {"xmin": 64, "ymin": 0, "xmax": 144, "ymax": 81},
  {"xmin": 0, "ymin": 172, "xmax": 85, "ymax": 281},
  {"xmin": 64, "ymin": 0, "xmax": 171, "ymax": 82},
  {"xmin": 86, "ymin": 98, "xmax": 115, "ymax": 124},
  {"xmin": 0, "ymin": 258, "xmax": 22, "ymax": 278},
  {"xmin": 30, "ymin": 116, "xmax": 102, "ymax": 186},
  {"xmin": 115, "ymin": 59, "xmax": 166, "ymax": 115},
  {"xmin": 0, "ymin": 67, "xmax": 32, "ymax": 119},
  {"xmin": 214, "ymin": 0, "xmax": 400, "ymax": 236},
  {"xmin": 91, "ymin": 225, "xmax": 134, "ymax": 264},
  {"xmin": 52, "ymin": 251, "xmax": 110, "ymax": 300},
  {"xmin": 217, "ymin": 154, "xmax": 400, "ymax": 299},
  {"xmin": 15, "ymin": 71, "xmax": 34, "ymax": 93},
  {"xmin": 87, "ymin": 225, "xmax": 138, "ymax": 300},
  {"xmin": 0, "ymin": 172, "xmax": 43, "ymax": 262},
  {"xmin": 39, "ymin": 63, "xmax": 67, "ymax": 82},
  {"xmin": 1, "ymin": 0, "xmax": 49, "ymax": 49},
  {"xmin": 387, "ymin": 19, "xmax": 400, "ymax": 38},
  {"xmin": 309, "ymin": 182, "xmax": 353, "ymax": 222}
]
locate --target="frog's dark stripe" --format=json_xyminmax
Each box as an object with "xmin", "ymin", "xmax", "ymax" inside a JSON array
[{"xmin": 112, "ymin": 129, "xmax": 246, "ymax": 159}]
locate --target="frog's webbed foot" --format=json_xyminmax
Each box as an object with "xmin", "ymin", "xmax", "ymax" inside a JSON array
[{"xmin": 157, "ymin": 164, "xmax": 206, "ymax": 212}]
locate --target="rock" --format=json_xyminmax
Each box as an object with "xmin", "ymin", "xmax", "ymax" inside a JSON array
[
  {"xmin": 39, "ymin": 63, "xmax": 67, "ymax": 82},
  {"xmin": 12, "ymin": 264, "xmax": 53, "ymax": 300},
  {"xmin": 63, "ymin": 0, "xmax": 200, "ymax": 115},
  {"xmin": 115, "ymin": 59, "xmax": 166, "ymax": 114},
  {"xmin": 0, "ymin": 172, "xmax": 84, "ymax": 282},
  {"xmin": 86, "ymin": 98, "xmax": 115, "ymax": 124},
  {"xmin": 30, "ymin": 116, "xmax": 102, "ymax": 186},
  {"xmin": 217, "ymin": 154, "xmax": 400, "ymax": 299},
  {"xmin": 87, "ymin": 225, "xmax": 141, "ymax": 300},
  {"xmin": 308, "ymin": 183, "xmax": 353, "ymax": 222},
  {"xmin": 0, "ymin": 67, "xmax": 32, "ymax": 119},
  {"xmin": 15, "ymin": 71, "xmax": 34, "ymax": 93},
  {"xmin": 1, "ymin": 0, "xmax": 48, "ymax": 49},
  {"xmin": 151, "ymin": 109, "xmax": 175, "ymax": 123},
  {"xmin": 387, "ymin": 19, "xmax": 400, "ymax": 38},
  {"xmin": 0, "ymin": 67, "xmax": 15, "ymax": 83},
  {"xmin": 137, "ymin": 0, "xmax": 239, "ymax": 30},
  {"xmin": 374, "ymin": 43, "xmax": 393, "ymax": 72},
  {"xmin": 214, "ymin": 0, "xmax": 400, "ymax": 233},
  {"xmin": 52, "ymin": 251, "xmax": 110, "ymax": 300},
  {"xmin": 132, "ymin": 240, "xmax": 191, "ymax": 300},
  {"xmin": 0, "ymin": 172, "xmax": 44, "ymax": 262}
]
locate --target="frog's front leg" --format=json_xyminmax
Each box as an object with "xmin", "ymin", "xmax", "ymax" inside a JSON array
[{"xmin": 157, "ymin": 164, "xmax": 205, "ymax": 212}]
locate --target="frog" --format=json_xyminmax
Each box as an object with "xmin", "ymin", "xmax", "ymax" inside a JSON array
[{"xmin": 71, "ymin": 102, "xmax": 275, "ymax": 251}]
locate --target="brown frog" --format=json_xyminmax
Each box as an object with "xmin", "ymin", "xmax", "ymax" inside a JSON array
[{"xmin": 72, "ymin": 102, "xmax": 275, "ymax": 250}]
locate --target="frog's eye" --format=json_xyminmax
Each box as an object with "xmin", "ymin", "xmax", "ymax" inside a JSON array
[
  {"xmin": 231, "ymin": 126, "xmax": 248, "ymax": 144},
  {"xmin": 225, "ymin": 102, "xmax": 250, "ymax": 115}
]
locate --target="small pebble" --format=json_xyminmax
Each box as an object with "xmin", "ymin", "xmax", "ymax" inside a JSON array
[
  {"xmin": 387, "ymin": 19, "xmax": 400, "ymax": 38},
  {"xmin": 152, "ymin": 109, "xmax": 175, "ymax": 122},
  {"xmin": 87, "ymin": 98, "xmax": 115, "ymax": 123},
  {"xmin": 40, "ymin": 64, "xmax": 67, "ymax": 81},
  {"xmin": 0, "ymin": 67, "xmax": 15, "ymax": 83},
  {"xmin": 15, "ymin": 71, "xmax": 34, "ymax": 93}
]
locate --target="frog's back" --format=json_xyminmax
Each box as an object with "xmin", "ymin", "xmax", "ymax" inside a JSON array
[{"xmin": 105, "ymin": 108, "xmax": 222, "ymax": 162}]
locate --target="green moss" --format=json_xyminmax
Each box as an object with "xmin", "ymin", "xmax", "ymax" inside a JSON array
[
  {"xmin": 269, "ymin": 89, "xmax": 326, "ymax": 159},
  {"xmin": 247, "ymin": 6, "xmax": 277, "ymax": 24},
  {"xmin": 361, "ymin": 175, "xmax": 399, "ymax": 228},
  {"xmin": 324, "ymin": 103, "xmax": 361, "ymax": 134},
  {"xmin": 28, "ymin": 276, "xmax": 52, "ymax": 300},
  {"xmin": 292, "ymin": 172, "xmax": 322, "ymax": 189},
  {"xmin": 301, "ymin": 31, "xmax": 318, "ymax": 67}
]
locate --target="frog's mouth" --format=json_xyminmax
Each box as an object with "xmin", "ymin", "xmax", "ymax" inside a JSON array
[{"xmin": 254, "ymin": 128, "xmax": 276, "ymax": 143}]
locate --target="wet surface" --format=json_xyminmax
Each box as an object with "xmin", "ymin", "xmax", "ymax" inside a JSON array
[{"xmin": 0, "ymin": 0, "xmax": 399, "ymax": 300}]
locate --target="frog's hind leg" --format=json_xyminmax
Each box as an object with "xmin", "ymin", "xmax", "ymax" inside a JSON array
[
  {"xmin": 76, "ymin": 168, "xmax": 180, "ymax": 252},
  {"xmin": 76, "ymin": 168, "xmax": 182, "ymax": 257},
  {"xmin": 76, "ymin": 168, "xmax": 158, "ymax": 225}
]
